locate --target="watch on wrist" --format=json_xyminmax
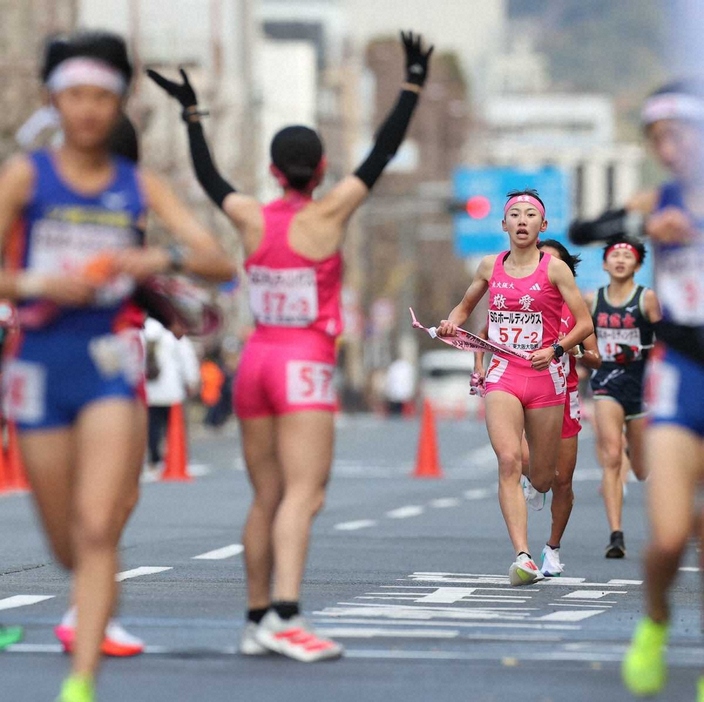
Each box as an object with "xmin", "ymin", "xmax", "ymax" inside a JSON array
[{"xmin": 551, "ymin": 342, "xmax": 565, "ymax": 359}]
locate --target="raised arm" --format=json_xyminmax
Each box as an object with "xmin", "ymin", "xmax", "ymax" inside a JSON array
[
  {"xmin": 316, "ymin": 32, "xmax": 434, "ymax": 227},
  {"xmin": 146, "ymin": 67, "xmax": 262, "ymax": 248}
]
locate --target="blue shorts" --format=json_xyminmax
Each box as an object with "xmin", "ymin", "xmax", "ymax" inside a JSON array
[
  {"xmin": 3, "ymin": 328, "xmax": 141, "ymax": 431},
  {"xmin": 647, "ymin": 345, "xmax": 704, "ymax": 437}
]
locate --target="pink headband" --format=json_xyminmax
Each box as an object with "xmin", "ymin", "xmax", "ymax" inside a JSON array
[
  {"xmin": 605, "ymin": 242, "xmax": 641, "ymax": 263},
  {"xmin": 504, "ymin": 194, "xmax": 545, "ymax": 219}
]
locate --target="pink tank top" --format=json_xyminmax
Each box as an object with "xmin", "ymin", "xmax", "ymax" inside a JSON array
[
  {"xmin": 487, "ymin": 251, "xmax": 563, "ymax": 368},
  {"xmin": 559, "ymin": 302, "xmax": 578, "ymax": 391},
  {"xmin": 244, "ymin": 195, "xmax": 343, "ymax": 342}
]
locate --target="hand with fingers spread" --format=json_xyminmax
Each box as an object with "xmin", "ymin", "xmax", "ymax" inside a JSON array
[
  {"xmin": 146, "ymin": 67, "xmax": 203, "ymax": 120},
  {"xmin": 400, "ymin": 31, "xmax": 434, "ymax": 88}
]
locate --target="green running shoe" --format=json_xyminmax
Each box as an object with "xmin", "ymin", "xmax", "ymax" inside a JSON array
[
  {"xmin": 0, "ymin": 625, "xmax": 23, "ymax": 650},
  {"xmin": 56, "ymin": 675, "xmax": 95, "ymax": 702},
  {"xmin": 698, "ymin": 676, "xmax": 704, "ymax": 702},
  {"xmin": 622, "ymin": 617, "xmax": 669, "ymax": 696}
]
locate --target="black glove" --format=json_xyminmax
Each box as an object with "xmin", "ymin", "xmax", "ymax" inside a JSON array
[
  {"xmin": 146, "ymin": 67, "xmax": 200, "ymax": 117},
  {"xmin": 613, "ymin": 344, "xmax": 636, "ymax": 365},
  {"xmin": 401, "ymin": 31, "xmax": 434, "ymax": 87}
]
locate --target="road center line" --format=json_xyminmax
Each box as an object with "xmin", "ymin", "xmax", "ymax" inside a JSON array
[
  {"xmin": 0, "ymin": 595, "xmax": 54, "ymax": 611},
  {"xmin": 386, "ymin": 506, "xmax": 424, "ymax": 519},
  {"xmin": 193, "ymin": 544, "xmax": 243, "ymax": 560},
  {"xmin": 116, "ymin": 567, "xmax": 173, "ymax": 582},
  {"xmin": 334, "ymin": 519, "xmax": 377, "ymax": 531},
  {"xmin": 430, "ymin": 498, "xmax": 461, "ymax": 508}
]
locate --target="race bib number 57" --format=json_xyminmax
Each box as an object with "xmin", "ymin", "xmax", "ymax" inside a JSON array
[{"xmin": 286, "ymin": 361, "xmax": 336, "ymax": 405}]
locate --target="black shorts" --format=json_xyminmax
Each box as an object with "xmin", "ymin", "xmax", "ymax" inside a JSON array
[{"xmin": 590, "ymin": 364, "xmax": 647, "ymax": 419}]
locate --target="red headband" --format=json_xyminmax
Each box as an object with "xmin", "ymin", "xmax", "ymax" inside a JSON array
[
  {"xmin": 504, "ymin": 194, "xmax": 545, "ymax": 219},
  {"xmin": 605, "ymin": 242, "xmax": 641, "ymax": 263}
]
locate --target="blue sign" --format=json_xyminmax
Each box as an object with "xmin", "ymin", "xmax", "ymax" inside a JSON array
[{"xmin": 453, "ymin": 166, "xmax": 571, "ymax": 256}]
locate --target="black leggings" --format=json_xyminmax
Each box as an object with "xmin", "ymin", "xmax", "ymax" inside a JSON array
[{"xmin": 148, "ymin": 405, "xmax": 171, "ymax": 464}]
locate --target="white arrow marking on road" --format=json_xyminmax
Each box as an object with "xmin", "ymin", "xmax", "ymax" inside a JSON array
[
  {"xmin": 334, "ymin": 519, "xmax": 377, "ymax": 531},
  {"xmin": 116, "ymin": 567, "xmax": 172, "ymax": 582},
  {"xmin": 539, "ymin": 610, "xmax": 606, "ymax": 622},
  {"xmin": 386, "ymin": 506, "xmax": 424, "ymax": 519},
  {"xmin": 193, "ymin": 544, "xmax": 243, "ymax": 560},
  {"xmin": 563, "ymin": 590, "xmax": 626, "ymax": 600},
  {"xmin": 411, "ymin": 587, "xmax": 531, "ymax": 604},
  {"xmin": 463, "ymin": 488, "xmax": 490, "ymax": 500},
  {"xmin": 0, "ymin": 595, "xmax": 54, "ymax": 611},
  {"xmin": 430, "ymin": 498, "xmax": 460, "ymax": 508}
]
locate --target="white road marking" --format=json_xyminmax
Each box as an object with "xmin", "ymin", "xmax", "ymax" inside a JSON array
[
  {"xmin": 539, "ymin": 610, "xmax": 606, "ymax": 622},
  {"xmin": 410, "ymin": 587, "xmax": 532, "ymax": 605},
  {"xmin": 0, "ymin": 595, "xmax": 54, "ymax": 611},
  {"xmin": 116, "ymin": 566, "xmax": 173, "ymax": 582},
  {"xmin": 463, "ymin": 488, "xmax": 490, "ymax": 500},
  {"xmin": 334, "ymin": 519, "xmax": 377, "ymax": 531},
  {"xmin": 562, "ymin": 590, "xmax": 627, "ymax": 600},
  {"xmin": 429, "ymin": 497, "xmax": 460, "ymax": 508},
  {"xmin": 193, "ymin": 544, "xmax": 243, "ymax": 560},
  {"xmin": 386, "ymin": 506, "xmax": 425, "ymax": 519},
  {"xmin": 680, "ymin": 567, "xmax": 700, "ymax": 572},
  {"xmin": 408, "ymin": 573, "xmax": 643, "ymax": 587},
  {"xmin": 316, "ymin": 627, "xmax": 459, "ymax": 639}
]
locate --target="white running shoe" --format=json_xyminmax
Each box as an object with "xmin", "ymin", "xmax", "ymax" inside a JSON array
[
  {"xmin": 509, "ymin": 553, "xmax": 545, "ymax": 586},
  {"xmin": 255, "ymin": 610, "xmax": 343, "ymax": 662},
  {"xmin": 239, "ymin": 621, "xmax": 270, "ymax": 656},
  {"xmin": 540, "ymin": 545, "xmax": 564, "ymax": 577},
  {"xmin": 521, "ymin": 476, "xmax": 546, "ymax": 511}
]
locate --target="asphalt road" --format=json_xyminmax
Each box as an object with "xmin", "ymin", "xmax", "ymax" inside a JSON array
[{"xmin": 1, "ymin": 413, "xmax": 702, "ymax": 702}]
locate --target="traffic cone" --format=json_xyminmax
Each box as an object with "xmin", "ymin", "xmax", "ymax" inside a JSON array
[
  {"xmin": 6, "ymin": 422, "xmax": 29, "ymax": 491},
  {"xmin": 160, "ymin": 403, "xmax": 191, "ymax": 482},
  {"xmin": 413, "ymin": 399, "xmax": 443, "ymax": 479}
]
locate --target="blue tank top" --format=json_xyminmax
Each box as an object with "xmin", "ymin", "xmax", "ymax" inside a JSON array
[
  {"xmin": 18, "ymin": 150, "xmax": 146, "ymax": 335},
  {"xmin": 655, "ymin": 181, "xmax": 704, "ymax": 328}
]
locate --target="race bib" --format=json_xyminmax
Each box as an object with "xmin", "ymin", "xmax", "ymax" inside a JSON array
[
  {"xmin": 657, "ymin": 245, "xmax": 704, "ymax": 325},
  {"xmin": 29, "ymin": 217, "xmax": 137, "ymax": 306},
  {"xmin": 249, "ymin": 266, "xmax": 318, "ymax": 326},
  {"xmin": 645, "ymin": 355, "xmax": 679, "ymax": 419},
  {"xmin": 2, "ymin": 360, "xmax": 46, "ymax": 424},
  {"xmin": 488, "ymin": 310, "xmax": 543, "ymax": 352},
  {"xmin": 286, "ymin": 361, "xmax": 336, "ymax": 405},
  {"xmin": 548, "ymin": 360, "xmax": 567, "ymax": 396},
  {"xmin": 485, "ymin": 354, "xmax": 508, "ymax": 384},
  {"xmin": 596, "ymin": 327, "xmax": 641, "ymax": 362},
  {"xmin": 88, "ymin": 331, "xmax": 143, "ymax": 385},
  {"xmin": 568, "ymin": 390, "xmax": 580, "ymax": 421}
]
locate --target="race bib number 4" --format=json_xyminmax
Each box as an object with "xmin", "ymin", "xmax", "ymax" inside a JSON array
[
  {"xmin": 286, "ymin": 361, "xmax": 336, "ymax": 405},
  {"xmin": 249, "ymin": 266, "xmax": 318, "ymax": 326},
  {"xmin": 488, "ymin": 310, "xmax": 543, "ymax": 352},
  {"xmin": 597, "ymin": 327, "xmax": 641, "ymax": 362}
]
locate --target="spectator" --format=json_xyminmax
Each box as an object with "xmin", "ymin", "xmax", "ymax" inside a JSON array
[
  {"xmin": 145, "ymin": 317, "xmax": 199, "ymax": 475},
  {"xmin": 384, "ymin": 356, "xmax": 416, "ymax": 415}
]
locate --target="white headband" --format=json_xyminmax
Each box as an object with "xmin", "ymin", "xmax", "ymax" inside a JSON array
[
  {"xmin": 46, "ymin": 57, "xmax": 127, "ymax": 96},
  {"xmin": 641, "ymin": 92, "xmax": 704, "ymax": 126}
]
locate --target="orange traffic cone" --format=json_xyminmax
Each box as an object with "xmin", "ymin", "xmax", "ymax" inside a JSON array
[
  {"xmin": 413, "ymin": 399, "xmax": 443, "ymax": 479},
  {"xmin": 6, "ymin": 422, "xmax": 29, "ymax": 491},
  {"xmin": 160, "ymin": 403, "xmax": 191, "ymax": 482}
]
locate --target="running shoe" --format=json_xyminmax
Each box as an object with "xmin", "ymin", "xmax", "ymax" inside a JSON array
[
  {"xmin": 239, "ymin": 621, "xmax": 270, "ymax": 656},
  {"xmin": 56, "ymin": 675, "xmax": 94, "ymax": 702},
  {"xmin": 622, "ymin": 616, "xmax": 668, "ymax": 696},
  {"xmin": 540, "ymin": 545, "xmax": 564, "ymax": 577},
  {"xmin": 698, "ymin": 675, "xmax": 704, "ymax": 702},
  {"xmin": 55, "ymin": 608, "xmax": 144, "ymax": 657},
  {"xmin": 605, "ymin": 530, "xmax": 626, "ymax": 559},
  {"xmin": 508, "ymin": 553, "xmax": 545, "ymax": 586},
  {"xmin": 521, "ymin": 476, "xmax": 546, "ymax": 511},
  {"xmin": 0, "ymin": 625, "xmax": 22, "ymax": 650},
  {"xmin": 255, "ymin": 610, "xmax": 343, "ymax": 662}
]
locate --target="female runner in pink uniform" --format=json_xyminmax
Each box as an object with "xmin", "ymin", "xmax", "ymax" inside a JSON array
[
  {"xmin": 148, "ymin": 31, "xmax": 433, "ymax": 660},
  {"xmin": 437, "ymin": 190, "xmax": 593, "ymax": 585}
]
